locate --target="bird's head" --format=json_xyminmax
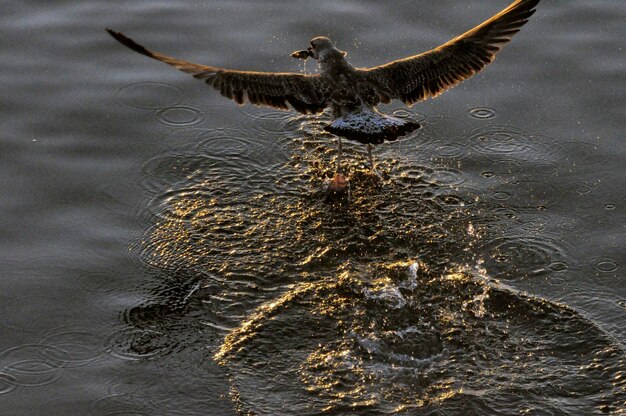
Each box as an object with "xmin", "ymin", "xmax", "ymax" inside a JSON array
[{"xmin": 291, "ymin": 36, "xmax": 346, "ymax": 61}]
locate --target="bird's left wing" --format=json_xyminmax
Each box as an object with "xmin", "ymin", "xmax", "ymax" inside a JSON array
[
  {"xmin": 106, "ymin": 29, "xmax": 329, "ymax": 114},
  {"xmin": 357, "ymin": 0, "xmax": 540, "ymax": 106}
]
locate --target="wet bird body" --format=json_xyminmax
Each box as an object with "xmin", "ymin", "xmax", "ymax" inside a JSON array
[{"xmin": 107, "ymin": 0, "xmax": 540, "ymax": 145}]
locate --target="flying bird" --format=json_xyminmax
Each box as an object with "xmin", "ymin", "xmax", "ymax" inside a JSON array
[{"xmin": 107, "ymin": 0, "xmax": 540, "ymax": 192}]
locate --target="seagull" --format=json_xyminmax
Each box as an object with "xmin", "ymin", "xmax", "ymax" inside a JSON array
[{"xmin": 107, "ymin": 0, "xmax": 540, "ymax": 193}]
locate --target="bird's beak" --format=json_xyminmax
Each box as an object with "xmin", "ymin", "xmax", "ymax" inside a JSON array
[{"xmin": 291, "ymin": 47, "xmax": 314, "ymax": 60}]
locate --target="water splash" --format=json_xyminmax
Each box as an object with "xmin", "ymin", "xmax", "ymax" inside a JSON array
[{"xmin": 125, "ymin": 112, "xmax": 625, "ymax": 414}]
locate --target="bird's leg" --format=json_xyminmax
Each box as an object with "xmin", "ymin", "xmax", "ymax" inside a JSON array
[
  {"xmin": 336, "ymin": 136, "xmax": 343, "ymax": 174},
  {"xmin": 367, "ymin": 143, "xmax": 384, "ymax": 183}
]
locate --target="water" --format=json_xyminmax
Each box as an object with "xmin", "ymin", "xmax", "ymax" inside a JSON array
[{"xmin": 1, "ymin": 1, "xmax": 625, "ymax": 414}]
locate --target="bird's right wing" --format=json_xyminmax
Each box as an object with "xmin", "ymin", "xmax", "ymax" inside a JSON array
[
  {"xmin": 106, "ymin": 29, "xmax": 330, "ymax": 114},
  {"xmin": 359, "ymin": 0, "xmax": 540, "ymax": 105}
]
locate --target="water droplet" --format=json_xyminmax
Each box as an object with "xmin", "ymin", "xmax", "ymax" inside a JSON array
[
  {"xmin": 604, "ymin": 203, "xmax": 616, "ymax": 210},
  {"xmin": 481, "ymin": 171, "xmax": 495, "ymax": 178}
]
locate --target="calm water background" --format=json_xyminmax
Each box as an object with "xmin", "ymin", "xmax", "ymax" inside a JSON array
[{"xmin": 1, "ymin": 1, "xmax": 625, "ymax": 414}]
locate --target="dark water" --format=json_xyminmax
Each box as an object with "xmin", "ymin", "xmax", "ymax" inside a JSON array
[{"xmin": 1, "ymin": 1, "xmax": 625, "ymax": 415}]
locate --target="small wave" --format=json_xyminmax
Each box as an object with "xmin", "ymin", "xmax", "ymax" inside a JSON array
[
  {"xmin": 468, "ymin": 106, "xmax": 497, "ymax": 120},
  {"xmin": 489, "ymin": 179, "xmax": 564, "ymax": 210},
  {"xmin": 113, "ymin": 81, "xmax": 183, "ymax": 111},
  {"xmin": 479, "ymin": 235, "xmax": 572, "ymax": 280},
  {"xmin": 154, "ymin": 105, "xmax": 205, "ymax": 127},
  {"xmin": 105, "ymin": 327, "xmax": 174, "ymax": 361},
  {"xmin": 0, "ymin": 344, "xmax": 63, "ymax": 387}
]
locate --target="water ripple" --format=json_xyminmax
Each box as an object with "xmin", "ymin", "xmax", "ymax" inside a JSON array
[
  {"xmin": 487, "ymin": 158, "xmax": 523, "ymax": 176},
  {"xmin": 592, "ymin": 258, "xmax": 619, "ymax": 273},
  {"xmin": 113, "ymin": 81, "xmax": 183, "ymax": 111},
  {"xmin": 490, "ymin": 179, "xmax": 563, "ymax": 210},
  {"xmin": 130, "ymin": 116, "xmax": 624, "ymax": 415},
  {"xmin": 0, "ymin": 373, "xmax": 17, "ymax": 395},
  {"xmin": 154, "ymin": 105, "xmax": 205, "ymax": 127},
  {"xmin": 90, "ymin": 394, "xmax": 153, "ymax": 416},
  {"xmin": 105, "ymin": 327, "xmax": 174, "ymax": 361},
  {"xmin": 428, "ymin": 140, "xmax": 471, "ymax": 160},
  {"xmin": 479, "ymin": 235, "xmax": 571, "ymax": 280},
  {"xmin": 469, "ymin": 125, "xmax": 536, "ymax": 156},
  {"xmin": 0, "ymin": 344, "xmax": 63, "ymax": 387},
  {"xmin": 468, "ymin": 106, "xmax": 497, "ymax": 120},
  {"xmin": 39, "ymin": 328, "xmax": 106, "ymax": 368},
  {"xmin": 550, "ymin": 140, "xmax": 608, "ymax": 167}
]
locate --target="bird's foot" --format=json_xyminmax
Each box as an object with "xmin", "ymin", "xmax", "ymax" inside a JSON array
[{"xmin": 324, "ymin": 173, "xmax": 350, "ymax": 204}]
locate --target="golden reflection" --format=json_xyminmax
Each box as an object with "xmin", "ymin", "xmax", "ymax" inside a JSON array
[{"xmin": 135, "ymin": 119, "xmax": 626, "ymax": 414}]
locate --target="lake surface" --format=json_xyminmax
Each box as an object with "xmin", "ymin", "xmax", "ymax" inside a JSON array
[{"xmin": 1, "ymin": 1, "xmax": 625, "ymax": 414}]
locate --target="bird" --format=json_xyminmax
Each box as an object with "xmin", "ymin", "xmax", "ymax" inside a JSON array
[{"xmin": 107, "ymin": 0, "xmax": 540, "ymax": 194}]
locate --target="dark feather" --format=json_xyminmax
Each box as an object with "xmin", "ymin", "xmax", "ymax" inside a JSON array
[
  {"xmin": 358, "ymin": 0, "xmax": 540, "ymax": 105},
  {"xmin": 106, "ymin": 29, "xmax": 330, "ymax": 114}
]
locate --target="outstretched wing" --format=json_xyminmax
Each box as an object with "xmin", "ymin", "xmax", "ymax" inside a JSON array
[
  {"xmin": 359, "ymin": 0, "xmax": 540, "ymax": 105},
  {"xmin": 106, "ymin": 29, "xmax": 329, "ymax": 114}
]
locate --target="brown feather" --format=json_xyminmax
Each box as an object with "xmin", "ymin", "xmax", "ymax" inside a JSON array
[
  {"xmin": 358, "ymin": 0, "xmax": 540, "ymax": 106},
  {"xmin": 105, "ymin": 29, "xmax": 330, "ymax": 114}
]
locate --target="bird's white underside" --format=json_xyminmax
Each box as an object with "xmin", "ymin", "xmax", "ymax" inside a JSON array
[{"xmin": 328, "ymin": 108, "xmax": 410, "ymax": 135}]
